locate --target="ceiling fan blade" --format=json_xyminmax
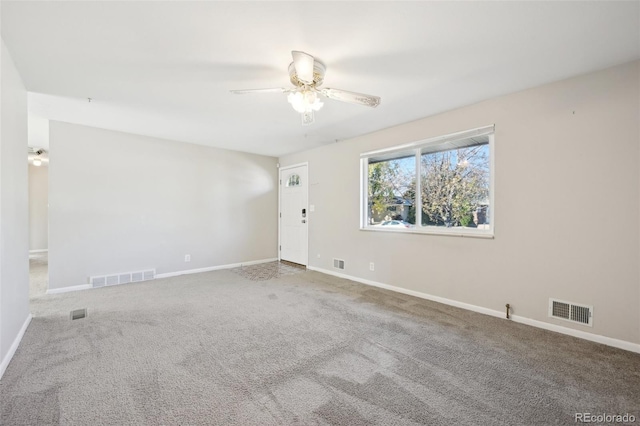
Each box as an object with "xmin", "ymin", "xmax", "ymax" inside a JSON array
[
  {"xmin": 292, "ymin": 51, "xmax": 315, "ymax": 85},
  {"xmin": 230, "ymin": 88, "xmax": 289, "ymax": 94},
  {"xmin": 320, "ymin": 88, "xmax": 381, "ymax": 108}
]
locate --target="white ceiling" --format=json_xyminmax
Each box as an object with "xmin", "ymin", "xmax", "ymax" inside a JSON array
[{"xmin": 3, "ymin": 1, "xmax": 639, "ymax": 157}]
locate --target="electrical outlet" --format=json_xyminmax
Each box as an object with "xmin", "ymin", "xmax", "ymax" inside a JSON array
[
  {"xmin": 310, "ymin": 205, "xmax": 315, "ymax": 212},
  {"xmin": 185, "ymin": 254, "xmax": 191, "ymax": 262},
  {"xmin": 369, "ymin": 262, "xmax": 375, "ymax": 271}
]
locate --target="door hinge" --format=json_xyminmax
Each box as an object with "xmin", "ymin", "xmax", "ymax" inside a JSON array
[
  {"xmin": 279, "ymin": 245, "xmax": 281, "ymax": 251},
  {"xmin": 279, "ymin": 212, "xmax": 281, "ymax": 218}
]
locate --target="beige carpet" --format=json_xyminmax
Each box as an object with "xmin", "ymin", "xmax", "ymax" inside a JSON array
[{"xmin": 2, "ymin": 264, "xmax": 639, "ymax": 425}]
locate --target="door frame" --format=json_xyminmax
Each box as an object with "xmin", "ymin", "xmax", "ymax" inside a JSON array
[{"xmin": 278, "ymin": 162, "xmax": 309, "ymax": 266}]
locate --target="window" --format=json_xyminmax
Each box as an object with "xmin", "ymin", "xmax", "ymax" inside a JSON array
[
  {"xmin": 361, "ymin": 125, "xmax": 494, "ymax": 237},
  {"xmin": 286, "ymin": 173, "xmax": 301, "ymax": 187}
]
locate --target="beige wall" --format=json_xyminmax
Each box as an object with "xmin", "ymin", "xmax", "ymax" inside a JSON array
[
  {"xmin": 28, "ymin": 164, "xmax": 48, "ymax": 251},
  {"xmin": 0, "ymin": 39, "xmax": 30, "ymax": 373},
  {"xmin": 280, "ymin": 61, "xmax": 640, "ymax": 345},
  {"xmin": 49, "ymin": 121, "xmax": 278, "ymax": 289}
]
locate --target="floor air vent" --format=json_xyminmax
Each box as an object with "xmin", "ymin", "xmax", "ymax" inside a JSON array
[
  {"xmin": 333, "ymin": 258, "xmax": 345, "ymax": 270},
  {"xmin": 70, "ymin": 308, "xmax": 87, "ymax": 320},
  {"xmin": 90, "ymin": 269, "xmax": 155, "ymax": 288},
  {"xmin": 549, "ymin": 298, "xmax": 593, "ymax": 327}
]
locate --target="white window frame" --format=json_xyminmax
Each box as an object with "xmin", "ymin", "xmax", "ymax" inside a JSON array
[{"xmin": 360, "ymin": 125, "xmax": 495, "ymax": 239}]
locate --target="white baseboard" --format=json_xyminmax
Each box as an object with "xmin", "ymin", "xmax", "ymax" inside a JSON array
[
  {"xmin": 29, "ymin": 249, "xmax": 48, "ymax": 259},
  {"xmin": 509, "ymin": 315, "xmax": 640, "ymax": 354},
  {"xmin": 242, "ymin": 258, "xmax": 280, "ymax": 266},
  {"xmin": 46, "ymin": 284, "xmax": 92, "ymax": 295},
  {"xmin": 45, "ymin": 258, "xmax": 280, "ymax": 293},
  {"xmin": 155, "ymin": 258, "xmax": 278, "ymax": 279},
  {"xmin": 307, "ymin": 266, "xmax": 640, "ymax": 354},
  {"xmin": 0, "ymin": 314, "xmax": 32, "ymax": 380}
]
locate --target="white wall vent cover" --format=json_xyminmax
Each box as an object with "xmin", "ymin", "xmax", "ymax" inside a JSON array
[
  {"xmin": 549, "ymin": 298, "xmax": 593, "ymax": 327},
  {"xmin": 333, "ymin": 258, "xmax": 345, "ymax": 270},
  {"xmin": 91, "ymin": 276, "xmax": 106, "ymax": 288},
  {"xmin": 90, "ymin": 269, "xmax": 155, "ymax": 288},
  {"xmin": 106, "ymin": 275, "xmax": 119, "ymax": 286}
]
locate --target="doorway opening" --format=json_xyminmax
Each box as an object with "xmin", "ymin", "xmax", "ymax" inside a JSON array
[{"xmin": 28, "ymin": 145, "xmax": 49, "ymax": 298}]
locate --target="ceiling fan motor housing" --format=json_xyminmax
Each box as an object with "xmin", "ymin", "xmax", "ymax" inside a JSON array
[{"xmin": 288, "ymin": 60, "xmax": 326, "ymax": 88}]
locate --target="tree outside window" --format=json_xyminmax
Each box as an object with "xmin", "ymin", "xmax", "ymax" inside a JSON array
[{"xmin": 420, "ymin": 145, "xmax": 489, "ymax": 228}]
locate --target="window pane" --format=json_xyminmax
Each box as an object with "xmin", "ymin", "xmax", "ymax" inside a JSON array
[
  {"xmin": 420, "ymin": 144, "xmax": 490, "ymax": 229},
  {"xmin": 286, "ymin": 174, "xmax": 300, "ymax": 187},
  {"xmin": 367, "ymin": 155, "xmax": 416, "ymax": 226}
]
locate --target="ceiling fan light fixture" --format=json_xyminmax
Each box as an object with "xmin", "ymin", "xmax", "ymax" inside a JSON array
[
  {"xmin": 287, "ymin": 89, "xmax": 323, "ymax": 114},
  {"xmin": 287, "ymin": 91, "xmax": 304, "ymax": 113},
  {"xmin": 305, "ymin": 90, "xmax": 323, "ymax": 111},
  {"xmin": 33, "ymin": 158, "xmax": 42, "ymax": 167},
  {"xmin": 232, "ymin": 50, "xmax": 379, "ymax": 125}
]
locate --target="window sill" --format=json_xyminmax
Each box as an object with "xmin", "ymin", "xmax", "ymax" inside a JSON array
[{"xmin": 360, "ymin": 226, "xmax": 494, "ymax": 239}]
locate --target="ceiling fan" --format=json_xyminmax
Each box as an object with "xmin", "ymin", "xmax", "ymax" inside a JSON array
[
  {"xmin": 231, "ymin": 51, "xmax": 381, "ymax": 125},
  {"xmin": 28, "ymin": 147, "xmax": 48, "ymax": 166}
]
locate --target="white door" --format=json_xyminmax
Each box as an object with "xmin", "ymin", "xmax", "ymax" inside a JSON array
[{"xmin": 280, "ymin": 164, "xmax": 308, "ymax": 266}]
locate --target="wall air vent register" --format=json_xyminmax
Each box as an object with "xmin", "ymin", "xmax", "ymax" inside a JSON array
[
  {"xmin": 549, "ymin": 298, "xmax": 593, "ymax": 327},
  {"xmin": 90, "ymin": 269, "xmax": 156, "ymax": 288}
]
